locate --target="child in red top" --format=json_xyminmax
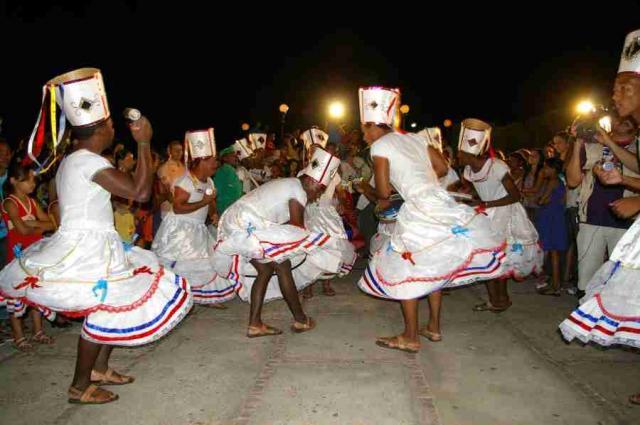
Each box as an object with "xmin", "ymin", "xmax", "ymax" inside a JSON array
[{"xmin": 2, "ymin": 162, "xmax": 56, "ymax": 350}]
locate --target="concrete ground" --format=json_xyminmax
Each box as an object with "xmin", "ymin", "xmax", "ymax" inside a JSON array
[{"xmin": 1, "ymin": 260, "xmax": 639, "ymax": 425}]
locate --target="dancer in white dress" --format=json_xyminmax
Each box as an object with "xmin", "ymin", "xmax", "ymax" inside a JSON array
[
  {"xmin": 456, "ymin": 119, "xmax": 543, "ymax": 312},
  {"xmin": 212, "ymin": 152, "xmax": 343, "ymax": 337},
  {"xmin": 356, "ymin": 87, "xmax": 508, "ymax": 353},
  {"xmin": 0, "ymin": 68, "xmax": 192, "ymax": 404},
  {"xmin": 360, "ymin": 126, "xmax": 460, "ymax": 260},
  {"xmin": 153, "ymin": 129, "xmax": 234, "ymax": 306},
  {"xmin": 299, "ymin": 128, "xmax": 356, "ymax": 298}
]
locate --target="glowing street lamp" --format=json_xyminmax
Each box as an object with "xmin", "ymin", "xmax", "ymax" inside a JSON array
[
  {"xmin": 328, "ymin": 101, "xmax": 345, "ymax": 120},
  {"xmin": 279, "ymin": 104, "xmax": 289, "ymax": 141},
  {"xmin": 410, "ymin": 122, "xmax": 417, "ymax": 129},
  {"xmin": 399, "ymin": 104, "xmax": 410, "ymax": 129},
  {"xmin": 443, "ymin": 119, "xmax": 453, "ymax": 128},
  {"xmin": 241, "ymin": 122, "xmax": 250, "ymax": 131},
  {"xmin": 576, "ymin": 100, "xmax": 595, "ymax": 115}
]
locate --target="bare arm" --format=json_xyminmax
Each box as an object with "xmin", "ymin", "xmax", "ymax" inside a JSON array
[
  {"xmin": 32, "ymin": 201, "xmax": 55, "ymax": 232},
  {"xmin": 595, "ymin": 128, "xmax": 640, "ymax": 173},
  {"xmin": 172, "ymin": 186, "xmax": 215, "ymax": 214},
  {"xmin": 610, "ymin": 196, "xmax": 640, "ymax": 218},
  {"xmin": 288, "ymin": 199, "xmax": 305, "ymax": 228},
  {"xmin": 427, "ymin": 146, "xmax": 448, "ymax": 178},
  {"xmin": 484, "ymin": 174, "xmax": 521, "ymax": 209},
  {"xmin": 354, "ymin": 180, "xmax": 378, "ymax": 203},
  {"xmin": 566, "ymin": 139, "xmax": 584, "ymax": 188},
  {"xmin": 3, "ymin": 200, "xmax": 40, "ymax": 236},
  {"xmin": 372, "ymin": 156, "xmax": 393, "ymax": 200},
  {"xmin": 594, "ymin": 166, "xmax": 640, "ymax": 193},
  {"xmin": 208, "ymin": 197, "xmax": 218, "ymax": 225},
  {"xmin": 537, "ymin": 173, "xmax": 556, "ymax": 205},
  {"xmin": 522, "ymin": 170, "xmax": 545, "ymax": 195},
  {"xmin": 93, "ymin": 116, "xmax": 154, "ymax": 202}
]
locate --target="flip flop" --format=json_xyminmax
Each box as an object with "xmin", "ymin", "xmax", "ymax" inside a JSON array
[
  {"xmin": 32, "ymin": 330, "xmax": 54, "ymax": 345},
  {"xmin": 68, "ymin": 384, "xmax": 118, "ymax": 404},
  {"xmin": 473, "ymin": 301, "xmax": 512, "ymax": 313},
  {"xmin": 291, "ymin": 317, "xmax": 316, "ymax": 334},
  {"xmin": 247, "ymin": 324, "xmax": 283, "ymax": 338},
  {"xmin": 375, "ymin": 336, "xmax": 420, "ymax": 353},
  {"xmin": 419, "ymin": 328, "xmax": 442, "ymax": 342}
]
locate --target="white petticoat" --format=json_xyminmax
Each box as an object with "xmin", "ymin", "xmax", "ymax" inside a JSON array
[{"xmin": 0, "ymin": 223, "xmax": 192, "ymax": 346}]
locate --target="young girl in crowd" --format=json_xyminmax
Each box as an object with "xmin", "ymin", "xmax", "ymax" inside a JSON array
[{"xmin": 2, "ymin": 162, "xmax": 56, "ymax": 350}]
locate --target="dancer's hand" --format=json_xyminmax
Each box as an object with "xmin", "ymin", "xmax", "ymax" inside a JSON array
[{"xmin": 129, "ymin": 116, "xmax": 153, "ymax": 145}]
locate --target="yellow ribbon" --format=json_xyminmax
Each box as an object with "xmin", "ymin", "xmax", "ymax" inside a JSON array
[{"xmin": 49, "ymin": 84, "xmax": 57, "ymax": 154}]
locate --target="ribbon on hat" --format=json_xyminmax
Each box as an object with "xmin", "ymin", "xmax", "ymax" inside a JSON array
[{"xmin": 25, "ymin": 84, "xmax": 67, "ymax": 174}]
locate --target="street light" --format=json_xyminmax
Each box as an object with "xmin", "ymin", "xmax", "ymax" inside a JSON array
[
  {"xmin": 576, "ymin": 100, "xmax": 595, "ymax": 114},
  {"xmin": 328, "ymin": 102, "xmax": 345, "ymax": 120},
  {"xmin": 443, "ymin": 119, "xmax": 452, "ymax": 128},
  {"xmin": 410, "ymin": 122, "xmax": 417, "ymax": 129},
  {"xmin": 400, "ymin": 104, "xmax": 410, "ymax": 129},
  {"xmin": 241, "ymin": 122, "xmax": 250, "ymax": 131},
  {"xmin": 279, "ymin": 104, "xmax": 289, "ymax": 142}
]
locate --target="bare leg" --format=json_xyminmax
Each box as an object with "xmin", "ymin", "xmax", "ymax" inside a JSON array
[
  {"xmin": 274, "ymin": 260, "xmax": 307, "ymax": 323},
  {"xmin": 488, "ymin": 279, "xmax": 510, "ymax": 307},
  {"xmin": 550, "ymin": 250, "xmax": 561, "ymax": 291},
  {"xmin": 302, "ymin": 283, "xmax": 314, "ymax": 299},
  {"xmin": 400, "ymin": 299, "xmax": 419, "ymax": 342},
  {"xmin": 249, "ymin": 260, "xmax": 276, "ymax": 327},
  {"xmin": 322, "ymin": 279, "xmax": 336, "ymax": 296},
  {"xmin": 564, "ymin": 244, "xmax": 576, "ymax": 283},
  {"xmin": 94, "ymin": 345, "xmax": 114, "ymax": 373},
  {"xmin": 71, "ymin": 337, "xmax": 102, "ymax": 390},
  {"xmin": 30, "ymin": 309, "xmax": 45, "ymax": 335},
  {"xmin": 9, "ymin": 313, "xmax": 30, "ymax": 350},
  {"xmin": 425, "ymin": 291, "xmax": 442, "ymax": 334},
  {"xmin": 495, "ymin": 279, "xmax": 510, "ymax": 306},
  {"xmin": 30, "ymin": 309, "xmax": 54, "ymax": 344},
  {"xmin": 69, "ymin": 336, "xmax": 117, "ymax": 402}
]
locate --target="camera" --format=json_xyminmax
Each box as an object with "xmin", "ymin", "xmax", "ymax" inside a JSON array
[{"xmin": 574, "ymin": 105, "xmax": 611, "ymax": 142}]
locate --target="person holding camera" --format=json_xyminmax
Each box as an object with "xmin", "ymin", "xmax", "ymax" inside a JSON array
[
  {"xmin": 560, "ymin": 29, "xmax": 640, "ymax": 406},
  {"xmin": 566, "ymin": 110, "xmax": 640, "ymax": 298}
]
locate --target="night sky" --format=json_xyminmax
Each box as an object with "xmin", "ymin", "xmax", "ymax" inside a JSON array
[{"xmin": 2, "ymin": 1, "xmax": 640, "ymax": 150}]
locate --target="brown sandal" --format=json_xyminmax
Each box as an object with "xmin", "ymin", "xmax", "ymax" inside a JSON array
[
  {"xmin": 246, "ymin": 324, "xmax": 283, "ymax": 338},
  {"xmin": 291, "ymin": 317, "xmax": 316, "ymax": 333},
  {"xmin": 375, "ymin": 336, "xmax": 420, "ymax": 353},
  {"xmin": 13, "ymin": 336, "xmax": 33, "ymax": 352},
  {"xmin": 32, "ymin": 330, "xmax": 54, "ymax": 345},
  {"xmin": 472, "ymin": 301, "xmax": 512, "ymax": 313},
  {"xmin": 419, "ymin": 328, "xmax": 442, "ymax": 342},
  {"xmin": 302, "ymin": 286, "xmax": 314, "ymax": 299},
  {"xmin": 321, "ymin": 283, "xmax": 336, "ymax": 297},
  {"xmin": 90, "ymin": 368, "xmax": 135, "ymax": 386},
  {"xmin": 68, "ymin": 384, "xmax": 119, "ymax": 404}
]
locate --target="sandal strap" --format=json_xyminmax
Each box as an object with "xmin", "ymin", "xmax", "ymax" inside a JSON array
[
  {"xmin": 14, "ymin": 336, "xmax": 31, "ymax": 348},
  {"xmin": 80, "ymin": 384, "xmax": 100, "ymax": 403}
]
